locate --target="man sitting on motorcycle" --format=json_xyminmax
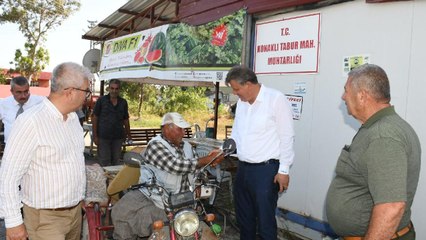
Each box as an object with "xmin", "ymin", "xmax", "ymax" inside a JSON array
[{"xmin": 111, "ymin": 112, "xmax": 224, "ymax": 240}]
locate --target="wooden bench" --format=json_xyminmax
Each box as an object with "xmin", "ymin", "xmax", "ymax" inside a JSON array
[{"xmin": 123, "ymin": 127, "xmax": 193, "ymax": 151}]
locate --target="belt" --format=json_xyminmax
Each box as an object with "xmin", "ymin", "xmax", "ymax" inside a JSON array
[
  {"xmin": 43, "ymin": 202, "xmax": 81, "ymax": 211},
  {"xmin": 239, "ymin": 159, "xmax": 279, "ymax": 166},
  {"xmin": 343, "ymin": 222, "xmax": 413, "ymax": 240}
]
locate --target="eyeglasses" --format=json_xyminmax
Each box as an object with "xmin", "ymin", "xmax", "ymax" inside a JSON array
[{"xmin": 65, "ymin": 87, "xmax": 92, "ymax": 98}]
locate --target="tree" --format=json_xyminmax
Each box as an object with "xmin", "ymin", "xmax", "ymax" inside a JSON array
[
  {"xmin": 0, "ymin": 0, "xmax": 81, "ymax": 79},
  {"xmin": 146, "ymin": 85, "xmax": 209, "ymax": 116},
  {"xmin": 120, "ymin": 82, "xmax": 209, "ymax": 118},
  {"xmin": 12, "ymin": 43, "xmax": 49, "ymax": 80},
  {"xmin": 120, "ymin": 82, "xmax": 150, "ymax": 120},
  {"xmin": 0, "ymin": 71, "xmax": 7, "ymax": 84}
]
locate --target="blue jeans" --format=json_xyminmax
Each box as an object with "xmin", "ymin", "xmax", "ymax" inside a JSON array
[{"xmin": 234, "ymin": 160, "xmax": 279, "ymax": 240}]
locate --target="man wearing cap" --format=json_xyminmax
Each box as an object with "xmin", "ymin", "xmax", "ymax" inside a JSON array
[
  {"xmin": 0, "ymin": 76, "xmax": 44, "ymax": 144},
  {"xmin": 111, "ymin": 112, "xmax": 224, "ymax": 240}
]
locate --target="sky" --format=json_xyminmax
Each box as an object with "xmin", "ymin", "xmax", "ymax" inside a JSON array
[{"xmin": 0, "ymin": 0, "xmax": 128, "ymax": 72}]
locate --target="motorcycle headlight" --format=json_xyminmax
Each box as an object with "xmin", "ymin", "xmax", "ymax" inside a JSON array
[{"xmin": 173, "ymin": 209, "xmax": 199, "ymax": 237}]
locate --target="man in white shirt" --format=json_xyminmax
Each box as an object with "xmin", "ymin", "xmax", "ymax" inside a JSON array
[
  {"xmin": 0, "ymin": 76, "xmax": 45, "ymax": 143},
  {"xmin": 225, "ymin": 66, "xmax": 295, "ymax": 240},
  {"xmin": 0, "ymin": 77, "xmax": 44, "ymax": 238},
  {"xmin": 0, "ymin": 62, "xmax": 92, "ymax": 240}
]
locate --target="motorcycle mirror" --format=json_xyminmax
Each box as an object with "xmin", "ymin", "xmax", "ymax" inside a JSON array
[
  {"xmin": 221, "ymin": 138, "xmax": 236, "ymax": 156},
  {"xmin": 123, "ymin": 151, "xmax": 144, "ymax": 168}
]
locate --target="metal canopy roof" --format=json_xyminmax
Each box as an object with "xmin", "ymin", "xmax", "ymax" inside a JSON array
[
  {"xmin": 82, "ymin": 0, "xmax": 179, "ymax": 41},
  {"xmin": 82, "ymin": 0, "xmax": 394, "ymax": 42},
  {"xmin": 81, "ymin": 0, "xmax": 326, "ymax": 42}
]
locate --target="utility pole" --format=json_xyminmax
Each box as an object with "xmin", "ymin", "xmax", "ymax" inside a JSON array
[{"xmin": 87, "ymin": 20, "xmax": 98, "ymax": 49}]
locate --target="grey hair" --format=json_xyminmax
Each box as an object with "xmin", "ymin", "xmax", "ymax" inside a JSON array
[
  {"xmin": 225, "ymin": 65, "xmax": 258, "ymax": 86},
  {"xmin": 10, "ymin": 76, "xmax": 29, "ymax": 89},
  {"xmin": 50, "ymin": 62, "xmax": 92, "ymax": 93},
  {"xmin": 348, "ymin": 64, "xmax": 390, "ymax": 103}
]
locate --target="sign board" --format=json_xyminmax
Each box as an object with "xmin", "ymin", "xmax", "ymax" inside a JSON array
[
  {"xmin": 254, "ymin": 13, "xmax": 321, "ymax": 75},
  {"xmin": 99, "ymin": 10, "xmax": 245, "ymax": 83},
  {"xmin": 286, "ymin": 94, "xmax": 303, "ymax": 120},
  {"xmin": 342, "ymin": 54, "xmax": 371, "ymax": 76}
]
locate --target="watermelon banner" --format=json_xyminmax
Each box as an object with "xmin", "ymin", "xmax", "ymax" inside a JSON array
[{"xmin": 99, "ymin": 10, "xmax": 244, "ymax": 83}]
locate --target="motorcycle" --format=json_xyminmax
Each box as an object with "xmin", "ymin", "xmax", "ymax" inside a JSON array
[{"xmin": 123, "ymin": 138, "xmax": 236, "ymax": 240}]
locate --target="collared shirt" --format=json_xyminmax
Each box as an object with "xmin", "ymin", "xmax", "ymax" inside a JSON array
[
  {"xmin": 326, "ymin": 106, "xmax": 421, "ymax": 236},
  {"xmin": 143, "ymin": 135, "xmax": 198, "ymax": 191},
  {"xmin": 0, "ymin": 98, "xmax": 86, "ymax": 228},
  {"xmin": 231, "ymin": 84, "xmax": 295, "ymax": 174},
  {"xmin": 92, "ymin": 94, "xmax": 130, "ymax": 139},
  {"xmin": 0, "ymin": 94, "xmax": 45, "ymax": 142}
]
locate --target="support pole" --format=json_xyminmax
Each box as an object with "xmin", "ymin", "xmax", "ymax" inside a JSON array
[{"xmin": 213, "ymin": 81, "xmax": 220, "ymax": 139}]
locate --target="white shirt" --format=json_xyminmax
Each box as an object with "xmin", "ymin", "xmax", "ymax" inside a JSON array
[
  {"xmin": 231, "ymin": 84, "xmax": 295, "ymax": 174},
  {"xmin": 0, "ymin": 94, "xmax": 45, "ymax": 142},
  {"xmin": 0, "ymin": 98, "xmax": 86, "ymax": 228}
]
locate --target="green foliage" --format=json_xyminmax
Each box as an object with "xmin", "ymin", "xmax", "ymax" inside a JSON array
[
  {"xmin": 120, "ymin": 82, "xmax": 157, "ymax": 103},
  {"xmin": 217, "ymin": 103, "xmax": 229, "ymax": 116},
  {"xmin": 118, "ymin": 82, "xmax": 234, "ymax": 139},
  {"xmin": 166, "ymin": 9, "xmax": 244, "ymax": 65},
  {"xmin": 0, "ymin": 0, "xmax": 81, "ymax": 78},
  {"xmin": 120, "ymin": 81, "xmax": 146, "ymax": 102},
  {"xmin": 0, "ymin": 71, "xmax": 7, "ymax": 84},
  {"xmin": 13, "ymin": 43, "xmax": 49, "ymax": 79},
  {"xmin": 146, "ymin": 86, "xmax": 209, "ymax": 116},
  {"xmin": 119, "ymin": 82, "xmax": 210, "ymax": 117},
  {"xmin": 120, "ymin": 82, "xmax": 158, "ymax": 117}
]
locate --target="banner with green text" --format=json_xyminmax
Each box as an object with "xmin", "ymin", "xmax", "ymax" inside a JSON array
[{"xmin": 100, "ymin": 10, "xmax": 244, "ymax": 83}]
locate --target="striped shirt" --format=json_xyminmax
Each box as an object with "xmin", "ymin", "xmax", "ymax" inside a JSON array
[
  {"xmin": 0, "ymin": 98, "xmax": 86, "ymax": 228},
  {"xmin": 144, "ymin": 135, "xmax": 198, "ymax": 191}
]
